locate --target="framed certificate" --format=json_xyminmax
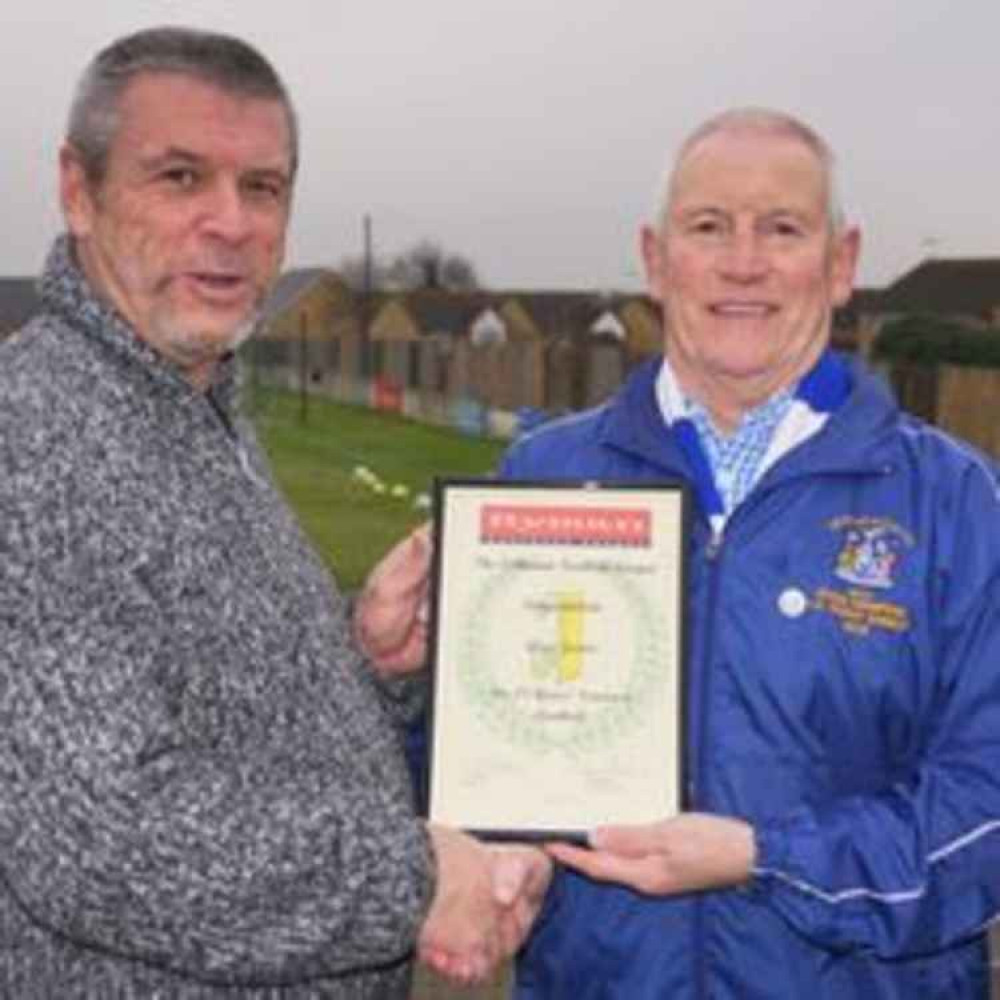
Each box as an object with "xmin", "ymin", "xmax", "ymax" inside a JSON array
[{"xmin": 425, "ymin": 478, "xmax": 689, "ymax": 841}]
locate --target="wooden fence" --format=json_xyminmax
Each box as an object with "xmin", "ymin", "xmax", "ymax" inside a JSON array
[{"xmin": 887, "ymin": 362, "xmax": 1000, "ymax": 458}]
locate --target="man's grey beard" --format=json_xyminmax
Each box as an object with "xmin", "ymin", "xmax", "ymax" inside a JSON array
[{"xmin": 159, "ymin": 308, "xmax": 260, "ymax": 370}]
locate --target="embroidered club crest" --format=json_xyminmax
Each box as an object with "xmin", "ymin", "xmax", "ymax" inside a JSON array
[{"xmin": 831, "ymin": 517, "xmax": 911, "ymax": 590}]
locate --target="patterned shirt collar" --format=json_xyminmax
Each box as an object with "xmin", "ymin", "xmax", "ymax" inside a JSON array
[
  {"xmin": 656, "ymin": 353, "xmax": 851, "ymax": 529},
  {"xmin": 685, "ymin": 389, "xmax": 794, "ymax": 514}
]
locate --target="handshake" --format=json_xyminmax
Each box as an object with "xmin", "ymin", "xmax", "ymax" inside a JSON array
[
  {"xmin": 355, "ymin": 528, "xmax": 552, "ymax": 985},
  {"xmin": 420, "ymin": 824, "xmax": 552, "ymax": 986}
]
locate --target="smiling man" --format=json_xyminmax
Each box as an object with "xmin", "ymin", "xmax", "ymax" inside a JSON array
[
  {"xmin": 359, "ymin": 108, "xmax": 1000, "ymax": 998},
  {"xmin": 509, "ymin": 108, "xmax": 1000, "ymax": 999},
  {"xmin": 0, "ymin": 25, "xmax": 549, "ymax": 998},
  {"xmin": 645, "ymin": 117, "xmax": 858, "ymax": 431}
]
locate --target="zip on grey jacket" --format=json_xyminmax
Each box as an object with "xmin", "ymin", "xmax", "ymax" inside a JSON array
[{"xmin": 0, "ymin": 236, "xmax": 434, "ymax": 998}]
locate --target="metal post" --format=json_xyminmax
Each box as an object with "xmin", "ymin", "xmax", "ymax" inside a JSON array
[
  {"xmin": 298, "ymin": 314, "xmax": 309, "ymax": 424},
  {"xmin": 360, "ymin": 213, "xmax": 373, "ymax": 381}
]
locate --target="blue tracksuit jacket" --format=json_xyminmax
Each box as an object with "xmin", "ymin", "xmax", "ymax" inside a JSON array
[{"xmin": 501, "ymin": 357, "xmax": 1000, "ymax": 999}]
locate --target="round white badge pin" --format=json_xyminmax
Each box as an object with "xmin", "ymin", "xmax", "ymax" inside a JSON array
[{"xmin": 778, "ymin": 588, "xmax": 808, "ymax": 619}]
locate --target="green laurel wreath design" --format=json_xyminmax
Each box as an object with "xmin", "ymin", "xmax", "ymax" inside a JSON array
[{"xmin": 458, "ymin": 568, "xmax": 668, "ymax": 756}]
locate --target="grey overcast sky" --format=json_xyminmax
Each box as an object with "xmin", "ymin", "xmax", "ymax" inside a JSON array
[{"xmin": 1, "ymin": 0, "xmax": 997, "ymax": 291}]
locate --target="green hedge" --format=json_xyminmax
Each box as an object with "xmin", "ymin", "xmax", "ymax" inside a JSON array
[{"xmin": 873, "ymin": 314, "xmax": 1000, "ymax": 368}]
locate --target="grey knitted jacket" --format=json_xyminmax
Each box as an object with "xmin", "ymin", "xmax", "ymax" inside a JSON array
[{"xmin": 0, "ymin": 238, "xmax": 434, "ymax": 997}]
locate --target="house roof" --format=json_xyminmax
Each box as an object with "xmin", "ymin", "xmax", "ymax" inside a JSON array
[
  {"xmin": 0, "ymin": 277, "xmax": 41, "ymax": 334},
  {"xmin": 878, "ymin": 258, "xmax": 1000, "ymax": 316},
  {"xmin": 500, "ymin": 290, "xmax": 654, "ymax": 336},
  {"xmin": 259, "ymin": 268, "xmax": 342, "ymax": 323},
  {"xmin": 833, "ymin": 285, "xmax": 884, "ymax": 330},
  {"xmin": 410, "ymin": 290, "xmax": 493, "ymax": 333},
  {"xmin": 843, "ymin": 286, "xmax": 884, "ymax": 313},
  {"xmin": 374, "ymin": 289, "xmax": 492, "ymax": 335}
]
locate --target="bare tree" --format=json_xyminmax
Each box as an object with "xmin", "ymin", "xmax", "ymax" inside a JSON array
[
  {"xmin": 336, "ymin": 254, "xmax": 390, "ymax": 292},
  {"xmin": 337, "ymin": 239, "xmax": 480, "ymax": 292},
  {"xmin": 388, "ymin": 240, "xmax": 480, "ymax": 291}
]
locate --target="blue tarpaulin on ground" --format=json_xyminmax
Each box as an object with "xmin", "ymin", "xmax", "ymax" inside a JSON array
[{"xmin": 449, "ymin": 397, "xmax": 487, "ymax": 437}]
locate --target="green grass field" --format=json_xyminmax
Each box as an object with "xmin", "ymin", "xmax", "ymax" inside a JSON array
[{"xmin": 249, "ymin": 388, "xmax": 506, "ymax": 590}]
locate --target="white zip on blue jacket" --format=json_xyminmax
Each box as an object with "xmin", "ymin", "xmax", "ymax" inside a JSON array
[{"xmin": 501, "ymin": 354, "xmax": 1000, "ymax": 999}]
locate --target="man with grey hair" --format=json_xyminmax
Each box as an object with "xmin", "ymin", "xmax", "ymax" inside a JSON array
[
  {"xmin": 0, "ymin": 25, "xmax": 548, "ymax": 997},
  {"xmin": 361, "ymin": 107, "xmax": 1000, "ymax": 997}
]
